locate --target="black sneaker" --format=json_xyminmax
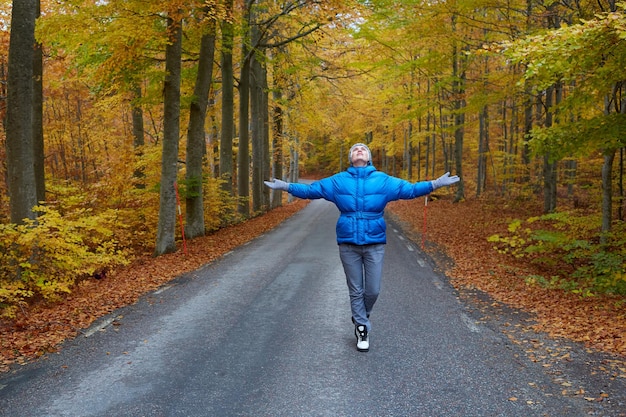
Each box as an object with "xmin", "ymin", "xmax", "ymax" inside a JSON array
[{"xmin": 355, "ymin": 325, "xmax": 369, "ymax": 352}]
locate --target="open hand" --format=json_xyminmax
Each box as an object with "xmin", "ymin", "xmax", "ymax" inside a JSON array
[
  {"xmin": 431, "ymin": 172, "xmax": 460, "ymax": 190},
  {"xmin": 264, "ymin": 179, "xmax": 290, "ymax": 191}
]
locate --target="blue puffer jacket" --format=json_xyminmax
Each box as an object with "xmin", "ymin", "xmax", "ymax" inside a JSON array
[{"xmin": 288, "ymin": 165, "xmax": 433, "ymax": 245}]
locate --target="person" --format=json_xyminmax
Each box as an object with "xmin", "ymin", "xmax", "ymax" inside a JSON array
[{"xmin": 264, "ymin": 143, "xmax": 459, "ymax": 352}]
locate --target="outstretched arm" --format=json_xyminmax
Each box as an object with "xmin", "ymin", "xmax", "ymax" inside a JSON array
[
  {"xmin": 264, "ymin": 177, "xmax": 336, "ymax": 201},
  {"xmin": 392, "ymin": 172, "xmax": 460, "ymax": 200}
]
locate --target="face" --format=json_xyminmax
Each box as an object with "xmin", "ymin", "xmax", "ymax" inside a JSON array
[{"xmin": 351, "ymin": 145, "xmax": 369, "ymax": 166}]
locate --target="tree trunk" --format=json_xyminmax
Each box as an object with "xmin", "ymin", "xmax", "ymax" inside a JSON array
[
  {"xmin": 6, "ymin": 0, "xmax": 38, "ymax": 224},
  {"xmin": 619, "ymin": 147, "xmax": 624, "ymax": 221},
  {"xmin": 271, "ymin": 52, "xmax": 284, "ymax": 209},
  {"xmin": 288, "ymin": 136, "xmax": 299, "ymax": 203},
  {"xmin": 406, "ymin": 121, "xmax": 413, "ymax": 180},
  {"xmin": 437, "ymin": 100, "xmax": 448, "ymax": 174},
  {"xmin": 250, "ymin": 23, "xmax": 264, "ymax": 213},
  {"xmin": 131, "ymin": 85, "xmax": 145, "ymax": 149},
  {"xmin": 131, "ymin": 84, "xmax": 146, "ymax": 189},
  {"xmin": 477, "ymin": 105, "xmax": 488, "ymax": 197},
  {"xmin": 402, "ymin": 127, "xmax": 408, "ymax": 177},
  {"xmin": 601, "ymin": 149, "xmax": 615, "ymax": 239},
  {"xmin": 237, "ymin": 5, "xmax": 252, "ymax": 217},
  {"xmin": 508, "ymin": 99, "xmax": 518, "ymax": 193},
  {"xmin": 614, "ymin": 84, "xmax": 624, "ymax": 222},
  {"xmin": 154, "ymin": 14, "xmax": 182, "ymax": 256},
  {"xmin": 185, "ymin": 19, "xmax": 216, "ymax": 239},
  {"xmin": 522, "ymin": 79, "xmax": 533, "ymax": 183},
  {"xmin": 425, "ymin": 110, "xmax": 431, "ymax": 179},
  {"xmin": 220, "ymin": 0, "xmax": 235, "ymax": 196},
  {"xmin": 543, "ymin": 86, "xmax": 557, "ymax": 213},
  {"xmin": 238, "ymin": 51, "xmax": 251, "ymax": 216},
  {"xmin": 543, "ymin": 155, "xmax": 557, "ymax": 213},
  {"xmin": 261, "ymin": 61, "xmax": 271, "ymax": 209},
  {"xmin": 33, "ymin": 0, "xmax": 45, "ymax": 204},
  {"xmin": 451, "ymin": 24, "xmax": 466, "ymax": 203},
  {"xmin": 477, "ymin": 52, "xmax": 489, "ymax": 197}
]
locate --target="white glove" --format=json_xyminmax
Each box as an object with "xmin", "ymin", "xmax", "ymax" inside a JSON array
[
  {"xmin": 431, "ymin": 172, "xmax": 460, "ymax": 190},
  {"xmin": 264, "ymin": 179, "xmax": 290, "ymax": 191}
]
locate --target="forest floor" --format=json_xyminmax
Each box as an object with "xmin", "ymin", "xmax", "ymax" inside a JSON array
[{"xmin": 1, "ymin": 191, "xmax": 625, "ymax": 377}]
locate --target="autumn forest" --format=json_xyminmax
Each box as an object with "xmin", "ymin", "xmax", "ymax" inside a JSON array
[{"xmin": 1, "ymin": 0, "xmax": 625, "ymax": 364}]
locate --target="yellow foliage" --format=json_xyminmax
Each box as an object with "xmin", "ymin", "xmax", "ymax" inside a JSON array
[{"xmin": 0, "ymin": 206, "xmax": 132, "ymax": 317}]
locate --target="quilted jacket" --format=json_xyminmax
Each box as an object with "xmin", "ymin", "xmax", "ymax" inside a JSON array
[{"xmin": 288, "ymin": 165, "xmax": 433, "ymax": 245}]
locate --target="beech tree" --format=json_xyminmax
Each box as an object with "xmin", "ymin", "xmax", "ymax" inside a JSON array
[
  {"xmin": 33, "ymin": 0, "xmax": 44, "ymax": 204},
  {"xmin": 237, "ymin": 0, "xmax": 254, "ymax": 217},
  {"xmin": 6, "ymin": 0, "xmax": 39, "ymax": 224},
  {"xmin": 249, "ymin": 17, "xmax": 266, "ymax": 212},
  {"xmin": 219, "ymin": 0, "xmax": 235, "ymax": 196},
  {"xmin": 450, "ymin": 13, "xmax": 467, "ymax": 203},
  {"xmin": 185, "ymin": 9, "xmax": 218, "ymax": 239},
  {"xmin": 154, "ymin": 12, "xmax": 183, "ymax": 256}
]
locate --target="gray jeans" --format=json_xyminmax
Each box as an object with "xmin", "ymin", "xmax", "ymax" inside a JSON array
[{"xmin": 338, "ymin": 243, "xmax": 386, "ymax": 332}]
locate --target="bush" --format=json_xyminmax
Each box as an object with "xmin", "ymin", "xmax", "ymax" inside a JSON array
[
  {"xmin": 201, "ymin": 176, "xmax": 245, "ymax": 232},
  {"xmin": 488, "ymin": 210, "xmax": 626, "ymax": 295},
  {"xmin": 0, "ymin": 206, "xmax": 131, "ymax": 318}
]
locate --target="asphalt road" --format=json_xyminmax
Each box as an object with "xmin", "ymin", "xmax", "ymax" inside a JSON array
[{"xmin": 0, "ymin": 199, "xmax": 624, "ymax": 416}]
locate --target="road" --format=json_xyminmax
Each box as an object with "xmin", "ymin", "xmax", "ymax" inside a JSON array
[{"xmin": 0, "ymin": 199, "xmax": 624, "ymax": 416}]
